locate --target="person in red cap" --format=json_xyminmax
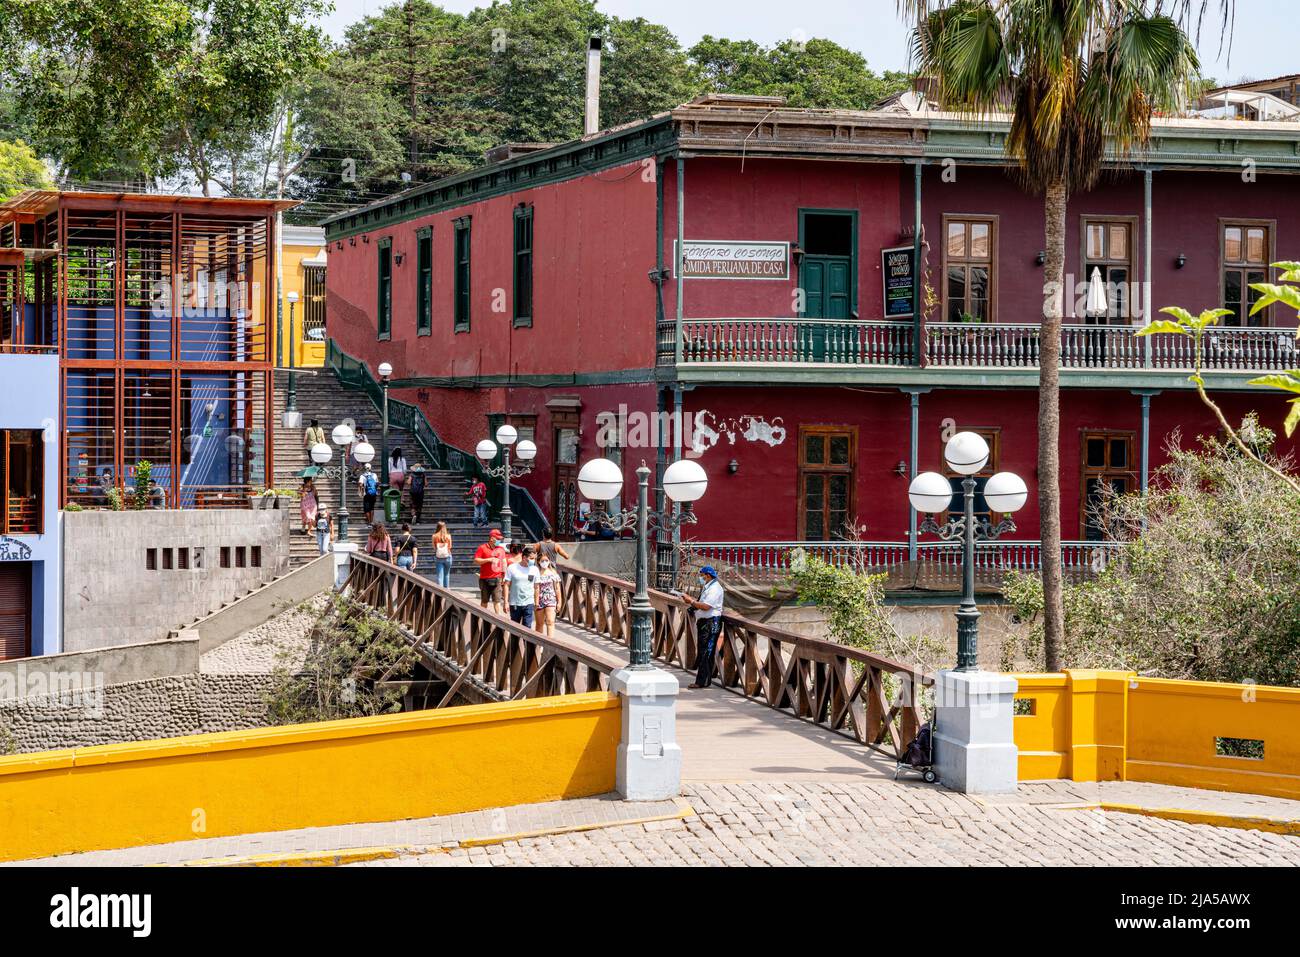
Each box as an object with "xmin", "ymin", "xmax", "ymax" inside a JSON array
[{"xmin": 473, "ymin": 528, "xmax": 508, "ymax": 613}]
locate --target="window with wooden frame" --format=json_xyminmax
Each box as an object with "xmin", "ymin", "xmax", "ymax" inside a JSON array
[
  {"xmin": 415, "ymin": 226, "xmax": 432, "ymax": 336},
  {"xmin": 943, "ymin": 216, "xmax": 996, "ymax": 323},
  {"xmin": 302, "ymin": 264, "xmax": 326, "ymax": 339},
  {"xmin": 1, "ymin": 430, "xmax": 42, "ymax": 535},
  {"xmin": 1081, "ymin": 217, "xmax": 1135, "ymax": 324},
  {"xmin": 1081, "ymin": 430, "xmax": 1135, "ymax": 541},
  {"xmin": 376, "ymin": 238, "xmax": 392, "ymax": 340},
  {"xmin": 1221, "ymin": 221, "xmax": 1273, "ymax": 327},
  {"xmin": 798, "ymin": 426, "xmax": 856, "ymax": 541},
  {"xmin": 454, "ymin": 217, "xmax": 471, "ymax": 332},
  {"xmin": 513, "ymin": 205, "xmax": 534, "ymax": 328},
  {"xmin": 942, "ymin": 427, "xmax": 1000, "ymax": 524}
]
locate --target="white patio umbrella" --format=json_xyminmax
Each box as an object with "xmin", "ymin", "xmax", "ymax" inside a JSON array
[{"xmin": 1085, "ymin": 266, "xmax": 1109, "ymax": 318}]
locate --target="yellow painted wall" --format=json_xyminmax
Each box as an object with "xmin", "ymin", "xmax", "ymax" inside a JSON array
[
  {"xmin": 0, "ymin": 693, "xmax": 620, "ymax": 863},
  {"xmin": 1012, "ymin": 671, "xmax": 1300, "ymax": 800},
  {"xmin": 278, "ymin": 237, "xmax": 326, "ymax": 368}
]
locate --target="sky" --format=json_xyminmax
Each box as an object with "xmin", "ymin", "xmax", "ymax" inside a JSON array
[{"xmin": 319, "ymin": 0, "xmax": 1296, "ymax": 86}]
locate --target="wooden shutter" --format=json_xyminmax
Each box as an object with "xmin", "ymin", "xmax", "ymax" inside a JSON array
[{"xmin": 0, "ymin": 563, "xmax": 32, "ymax": 660}]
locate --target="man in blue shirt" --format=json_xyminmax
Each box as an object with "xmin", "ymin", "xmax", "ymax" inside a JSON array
[{"xmin": 684, "ymin": 565, "xmax": 724, "ymax": 689}]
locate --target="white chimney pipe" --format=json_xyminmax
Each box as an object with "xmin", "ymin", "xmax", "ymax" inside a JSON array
[{"xmin": 584, "ymin": 35, "xmax": 602, "ymax": 136}]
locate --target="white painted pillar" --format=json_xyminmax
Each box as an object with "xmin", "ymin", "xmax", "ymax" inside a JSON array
[
  {"xmin": 609, "ymin": 666, "xmax": 682, "ymax": 800},
  {"xmin": 331, "ymin": 542, "xmax": 358, "ymax": 590},
  {"xmin": 933, "ymin": 669, "xmax": 1019, "ymax": 794}
]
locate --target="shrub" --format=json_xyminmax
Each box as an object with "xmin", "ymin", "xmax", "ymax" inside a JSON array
[{"xmin": 1004, "ymin": 425, "xmax": 1300, "ymax": 685}]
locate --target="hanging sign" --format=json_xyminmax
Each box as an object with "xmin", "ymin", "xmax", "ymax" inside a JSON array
[
  {"xmin": 881, "ymin": 244, "xmax": 917, "ymax": 318},
  {"xmin": 673, "ymin": 240, "xmax": 789, "ymax": 280},
  {"xmin": 0, "ymin": 537, "xmax": 33, "ymax": 561}
]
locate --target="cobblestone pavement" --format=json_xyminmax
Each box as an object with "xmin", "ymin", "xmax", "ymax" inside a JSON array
[{"xmin": 354, "ymin": 782, "xmax": 1300, "ymax": 867}]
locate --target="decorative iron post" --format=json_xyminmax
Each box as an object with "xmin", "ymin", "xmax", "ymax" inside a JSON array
[
  {"xmin": 955, "ymin": 476, "xmax": 980, "ymax": 671},
  {"xmin": 628, "ymin": 464, "xmax": 654, "ymax": 668}
]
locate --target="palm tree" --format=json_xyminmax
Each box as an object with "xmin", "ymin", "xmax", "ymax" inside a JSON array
[{"xmin": 899, "ymin": 0, "xmax": 1201, "ymax": 670}]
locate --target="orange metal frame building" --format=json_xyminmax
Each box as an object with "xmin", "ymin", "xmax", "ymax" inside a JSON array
[{"xmin": 0, "ymin": 190, "xmax": 293, "ymax": 508}]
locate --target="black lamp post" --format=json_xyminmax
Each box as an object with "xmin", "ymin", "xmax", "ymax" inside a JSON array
[
  {"xmin": 286, "ymin": 291, "xmax": 299, "ymax": 413},
  {"xmin": 577, "ymin": 457, "xmax": 708, "ymax": 667},
  {"xmin": 908, "ymin": 432, "xmax": 1027, "ymax": 672},
  {"xmin": 311, "ymin": 424, "xmax": 374, "ymax": 543},
  {"xmin": 476, "ymin": 425, "xmax": 536, "ymax": 542}
]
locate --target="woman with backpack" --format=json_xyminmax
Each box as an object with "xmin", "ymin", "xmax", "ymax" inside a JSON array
[
  {"xmin": 431, "ymin": 521, "xmax": 454, "ymax": 588},
  {"xmin": 409, "ymin": 464, "xmax": 427, "ymax": 524}
]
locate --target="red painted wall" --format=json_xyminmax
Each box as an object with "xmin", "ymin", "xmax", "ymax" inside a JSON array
[
  {"xmin": 919, "ymin": 166, "xmax": 1300, "ymax": 328},
  {"xmin": 327, "ymin": 158, "xmax": 660, "ymax": 380},
  {"xmin": 677, "ymin": 385, "xmax": 1298, "ymax": 543}
]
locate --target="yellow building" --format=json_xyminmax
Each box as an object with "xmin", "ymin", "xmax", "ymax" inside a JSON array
[{"xmin": 280, "ymin": 224, "xmax": 327, "ymax": 368}]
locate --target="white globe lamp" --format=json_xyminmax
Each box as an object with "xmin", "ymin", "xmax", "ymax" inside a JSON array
[
  {"xmin": 310, "ymin": 442, "xmax": 332, "ymax": 465},
  {"xmin": 984, "ymin": 471, "xmax": 1028, "ymax": 513},
  {"xmin": 476, "ymin": 439, "xmax": 498, "ymax": 462},
  {"xmin": 495, "ymin": 424, "xmax": 518, "ymax": 446},
  {"xmin": 331, "ymin": 423, "xmax": 354, "ymax": 447},
  {"xmin": 377, "ymin": 361, "xmax": 393, "ymax": 379},
  {"xmin": 662, "ymin": 458, "xmax": 708, "ymax": 503},
  {"xmin": 577, "ymin": 457, "xmax": 623, "ymax": 502},
  {"xmin": 353, "ymin": 441, "xmax": 375, "ymax": 465},
  {"xmin": 516, "ymin": 439, "xmax": 537, "ymax": 461},
  {"xmin": 908, "ymin": 471, "xmax": 954, "ymax": 514},
  {"xmin": 944, "ymin": 431, "xmax": 990, "ymax": 475}
]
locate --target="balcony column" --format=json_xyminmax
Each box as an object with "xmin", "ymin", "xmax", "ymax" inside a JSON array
[
  {"xmin": 674, "ymin": 156, "xmax": 685, "ymax": 367},
  {"xmin": 901, "ymin": 386, "xmax": 930, "ymax": 562},
  {"xmin": 1132, "ymin": 388, "xmax": 1160, "ymax": 495},
  {"xmin": 1143, "ymin": 167, "xmax": 1154, "ymax": 368},
  {"xmin": 912, "ymin": 160, "xmax": 924, "ymax": 368}
]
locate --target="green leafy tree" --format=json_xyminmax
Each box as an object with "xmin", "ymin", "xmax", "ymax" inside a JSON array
[
  {"xmin": 0, "ymin": 139, "xmax": 52, "ymax": 200},
  {"xmin": 901, "ymin": 0, "xmax": 1200, "ymax": 671},
  {"xmin": 1004, "ymin": 424, "xmax": 1300, "ymax": 686},
  {"xmin": 1244, "ymin": 262, "xmax": 1300, "ymax": 439},
  {"xmin": 688, "ymin": 35, "xmax": 909, "ymax": 108}
]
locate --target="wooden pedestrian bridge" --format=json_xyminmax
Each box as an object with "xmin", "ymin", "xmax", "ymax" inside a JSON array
[{"xmin": 343, "ymin": 553, "xmax": 928, "ymax": 782}]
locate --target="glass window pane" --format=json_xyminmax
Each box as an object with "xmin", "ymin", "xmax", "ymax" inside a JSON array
[
  {"xmin": 1109, "ymin": 225, "xmax": 1127, "ymax": 261},
  {"xmin": 1109, "ymin": 439, "xmax": 1128, "ymax": 469},
  {"xmin": 804, "ymin": 435, "xmax": 824, "ymax": 464},
  {"xmin": 1246, "ymin": 228, "xmax": 1266, "ymax": 263},
  {"xmin": 1086, "ymin": 437, "xmax": 1106, "ymax": 468},
  {"xmin": 947, "ymin": 267, "xmax": 966, "ymax": 321},
  {"xmin": 1087, "ymin": 224, "xmax": 1104, "ymax": 261},
  {"xmin": 805, "ymin": 511, "xmax": 825, "ymax": 540},
  {"xmin": 828, "ymin": 474, "xmax": 849, "ymax": 511},
  {"xmin": 829, "ymin": 436, "xmax": 850, "ymax": 465},
  {"xmin": 969, "ymin": 223, "xmax": 990, "ymax": 259},
  {"xmin": 947, "ymin": 222, "xmax": 966, "ymax": 258},
  {"xmin": 1224, "ymin": 270, "xmax": 1242, "ymax": 304},
  {"xmin": 1224, "ymin": 227, "xmax": 1242, "ymax": 262}
]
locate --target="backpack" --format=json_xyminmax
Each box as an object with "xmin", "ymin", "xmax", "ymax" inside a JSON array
[
  {"xmin": 901, "ymin": 723, "xmax": 933, "ymax": 768},
  {"xmin": 410, "ymin": 471, "xmax": 425, "ymax": 494},
  {"xmin": 364, "ymin": 472, "xmax": 378, "ymax": 495}
]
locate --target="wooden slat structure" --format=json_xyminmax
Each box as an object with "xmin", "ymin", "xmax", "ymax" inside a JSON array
[{"xmin": 343, "ymin": 554, "xmax": 930, "ymax": 761}]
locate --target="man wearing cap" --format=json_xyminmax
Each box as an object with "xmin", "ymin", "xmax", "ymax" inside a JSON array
[
  {"xmin": 683, "ymin": 565, "xmax": 725, "ymax": 689},
  {"xmin": 473, "ymin": 528, "xmax": 508, "ymax": 613}
]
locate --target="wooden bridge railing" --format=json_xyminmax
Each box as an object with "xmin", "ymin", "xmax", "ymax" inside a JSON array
[
  {"xmin": 557, "ymin": 565, "xmax": 931, "ymax": 760},
  {"xmin": 345, "ymin": 554, "xmax": 617, "ymax": 704}
]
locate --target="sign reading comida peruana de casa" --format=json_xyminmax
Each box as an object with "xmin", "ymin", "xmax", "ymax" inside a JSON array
[
  {"xmin": 674, "ymin": 240, "xmax": 789, "ymax": 280},
  {"xmin": 0, "ymin": 537, "xmax": 33, "ymax": 561}
]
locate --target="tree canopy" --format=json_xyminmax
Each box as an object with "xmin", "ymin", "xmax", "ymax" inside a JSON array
[
  {"xmin": 0, "ymin": 139, "xmax": 52, "ymax": 201},
  {"xmin": 0, "ymin": 0, "xmax": 910, "ymax": 218}
]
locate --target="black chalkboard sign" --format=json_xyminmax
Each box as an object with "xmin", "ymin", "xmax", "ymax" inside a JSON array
[{"xmin": 881, "ymin": 245, "xmax": 916, "ymax": 318}]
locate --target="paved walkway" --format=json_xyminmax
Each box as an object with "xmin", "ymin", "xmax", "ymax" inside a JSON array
[{"xmin": 354, "ymin": 781, "xmax": 1300, "ymax": 867}]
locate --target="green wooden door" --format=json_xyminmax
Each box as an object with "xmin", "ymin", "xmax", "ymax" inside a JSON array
[{"xmin": 802, "ymin": 257, "xmax": 851, "ymax": 359}]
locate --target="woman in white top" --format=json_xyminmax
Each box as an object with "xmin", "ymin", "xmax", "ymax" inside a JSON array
[{"xmin": 389, "ymin": 446, "xmax": 409, "ymax": 493}]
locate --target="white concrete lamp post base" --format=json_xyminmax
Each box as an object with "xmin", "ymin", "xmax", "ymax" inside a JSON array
[
  {"xmin": 933, "ymin": 669, "xmax": 1019, "ymax": 794},
  {"xmin": 330, "ymin": 542, "xmax": 358, "ymax": 589},
  {"xmin": 609, "ymin": 666, "xmax": 682, "ymax": 801}
]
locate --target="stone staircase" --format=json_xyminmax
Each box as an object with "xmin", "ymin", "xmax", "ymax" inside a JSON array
[{"xmin": 272, "ymin": 369, "xmax": 484, "ymax": 574}]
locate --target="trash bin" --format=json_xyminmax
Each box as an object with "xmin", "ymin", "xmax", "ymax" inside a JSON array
[{"xmin": 382, "ymin": 487, "xmax": 402, "ymax": 524}]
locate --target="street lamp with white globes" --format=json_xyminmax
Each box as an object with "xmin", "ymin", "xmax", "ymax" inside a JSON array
[
  {"xmin": 577, "ymin": 457, "xmax": 707, "ymax": 668},
  {"xmin": 377, "ymin": 362, "xmax": 393, "ymax": 485},
  {"xmin": 475, "ymin": 424, "xmax": 536, "ymax": 542},
  {"xmin": 310, "ymin": 422, "xmax": 374, "ymax": 542},
  {"xmin": 908, "ymin": 431, "xmax": 1026, "ymax": 671}
]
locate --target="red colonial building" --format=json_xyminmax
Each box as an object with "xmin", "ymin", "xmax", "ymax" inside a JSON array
[{"xmin": 321, "ymin": 94, "xmax": 1300, "ymax": 584}]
